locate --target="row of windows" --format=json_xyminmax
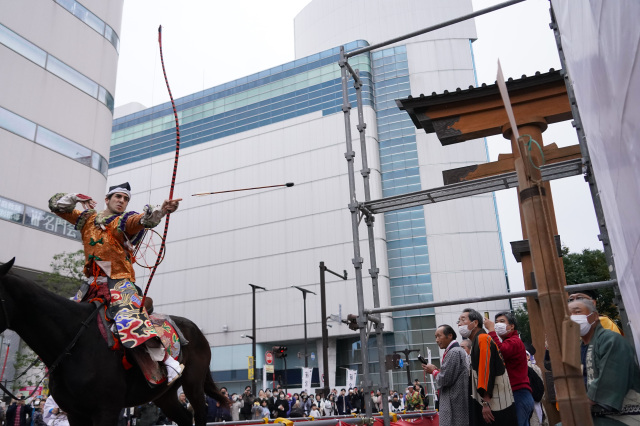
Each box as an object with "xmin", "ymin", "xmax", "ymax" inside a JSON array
[
  {"xmin": 112, "ymin": 40, "xmax": 370, "ymax": 130},
  {"xmin": 0, "ymin": 106, "xmax": 108, "ymax": 176},
  {"xmin": 111, "ymin": 66, "xmax": 373, "ymax": 145},
  {"xmin": 0, "ymin": 195, "xmax": 81, "ymax": 241},
  {"xmin": 0, "ymin": 23, "xmax": 114, "ymax": 112},
  {"xmin": 387, "ymin": 245, "xmax": 429, "ymax": 262},
  {"xmin": 110, "ymin": 79, "xmax": 373, "ymax": 168},
  {"xmin": 53, "ymin": 0, "xmax": 120, "ymax": 52}
]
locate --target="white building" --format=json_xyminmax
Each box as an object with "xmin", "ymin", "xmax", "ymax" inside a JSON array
[
  {"xmin": 109, "ymin": 0, "xmax": 510, "ymax": 394},
  {"xmin": 0, "ymin": 0, "xmax": 124, "ymax": 391}
]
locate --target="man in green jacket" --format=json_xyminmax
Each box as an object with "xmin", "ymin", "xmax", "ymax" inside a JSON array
[{"xmin": 569, "ymin": 298, "xmax": 640, "ymax": 424}]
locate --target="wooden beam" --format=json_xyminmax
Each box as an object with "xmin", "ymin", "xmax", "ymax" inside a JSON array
[{"xmin": 443, "ymin": 144, "xmax": 582, "ymax": 184}]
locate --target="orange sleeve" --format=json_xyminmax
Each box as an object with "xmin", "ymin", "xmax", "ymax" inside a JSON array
[
  {"xmin": 123, "ymin": 212, "xmax": 146, "ymax": 236},
  {"xmin": 53, "ymin": 210, "xmax": 83, "ymax": 227},
  {"xmin": 477, "ymin": 334, "xmax": 491, "ymax": 393}
]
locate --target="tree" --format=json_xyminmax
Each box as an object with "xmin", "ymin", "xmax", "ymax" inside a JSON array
[
  {"xmin": 37, "ymin": 249, "xmax": 85, "ymax": 298},
  {"xmin": 514, "ymin": 304, "xmax": 531, "ymax": 344},
  {"xmin": 561, "ymin": 247, "xmax": 620, "ymax": 326},
  {"xmin": 12, "ymin": 251, "xmax": 85, "ymax": 393},
  {"xmin": 513, "ymin": 246, "xmax": 619, "ymax": 342}
]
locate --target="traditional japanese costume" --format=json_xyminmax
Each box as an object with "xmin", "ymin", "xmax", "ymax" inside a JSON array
[{"xmin": 49, "ymin": 190, "xmax": 164, "ymax": 349}]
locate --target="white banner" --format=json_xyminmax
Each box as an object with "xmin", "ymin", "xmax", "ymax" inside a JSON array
[
  {"xmin": 346, "ymin": 369, "xmax": 357, "ymax": 389},
  {"xmin": 302, "ymin": 367, "xmax": 313, "ymax": 394}
]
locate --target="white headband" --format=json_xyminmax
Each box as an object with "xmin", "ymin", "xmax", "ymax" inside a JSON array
[{"xmin": 106, "ymin": 187, "xmax": 131, "ymax": 199}]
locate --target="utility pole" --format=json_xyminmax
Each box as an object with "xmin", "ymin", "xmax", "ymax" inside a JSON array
[
  {"xmin": 320, "ymin": 261, "xmax": 347, "ymax": 396},
  {"xmin": 292, "ymin": 286, "xmax": 316, "ymax": 367},
  {"xmin": 249, "ymin": 284, "xmax": 267, "ymax": 395}
]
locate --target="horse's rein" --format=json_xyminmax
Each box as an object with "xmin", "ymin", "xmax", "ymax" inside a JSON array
[{"xmin": 0, "ymin": 296, "xmax": 103, "ymax": 401}]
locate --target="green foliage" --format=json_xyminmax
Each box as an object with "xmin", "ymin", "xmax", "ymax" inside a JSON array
[
  {"xmin": 561, "ymin": 247, "xmax": 620, "ymax": 326},
  {"xmin": 12, "ymin": 343, "xmax": 43, "ymax": 391},
  {"xmin": 514, "ymin": 247, "xmax": 619, "ymax": 341},
  {"xmin": 37, "ymin": 250, "xmax": 85, "ymax": 298},
  {"xmin": 514, "ymin": 304, "xmax": 531, "ymax": 343}
]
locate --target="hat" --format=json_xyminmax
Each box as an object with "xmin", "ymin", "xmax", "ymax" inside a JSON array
[{"xmin": 106, "ymin": 182, "xmax": 132, "ymax": 199}]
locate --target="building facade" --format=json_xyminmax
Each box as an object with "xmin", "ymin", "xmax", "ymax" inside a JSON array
[
  {"xmin": 109, "ymin": 0, "xmax": 510, "ymax": 395},
  {"xmin": 0, "ymin": 0, "xmax": 124, "ymax": 391}
]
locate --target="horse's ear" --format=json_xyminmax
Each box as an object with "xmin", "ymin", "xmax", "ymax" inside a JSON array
[{"xmin": 0, "ymin": 258, "xmax": 15, "ymax": 278}]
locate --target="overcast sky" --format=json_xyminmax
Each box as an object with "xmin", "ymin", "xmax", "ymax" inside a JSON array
[{"xmin": 114, "ymin": 0, "xmax": 601, "ymax": 293}]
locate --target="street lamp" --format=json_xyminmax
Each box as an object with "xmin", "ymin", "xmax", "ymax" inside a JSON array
[
  {"xmin": 320, "ymin": 261, "xmax": 347, "ymax": 396},
  {"xmin": 291, "ymin": 286, "xmax": 316, "ymax": 368},
  {"xmin": 249, "ymin": 284, "xmax": 267, "ymax": 395}
]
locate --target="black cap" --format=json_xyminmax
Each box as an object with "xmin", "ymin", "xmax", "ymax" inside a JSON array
[{"xmin": 108, "ymin": 182, "xmax": 131, "ymax": 193}]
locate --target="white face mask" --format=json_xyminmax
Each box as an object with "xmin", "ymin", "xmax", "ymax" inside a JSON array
[
  {"xmin": 571, "ymin": 314, "xmax": 596, "ymax": 336},
  {"xmin": 495, "ymin": 322, "xmax": 509, "ymax": 337},
  {"xmin": 458, "ymin": 324, "xmax": 473, "ymax": 338}
]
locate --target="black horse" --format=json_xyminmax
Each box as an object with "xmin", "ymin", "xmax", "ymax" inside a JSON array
[{"xmin": 0, "ymin": 258, "xmax": 227, "ymax": 425}]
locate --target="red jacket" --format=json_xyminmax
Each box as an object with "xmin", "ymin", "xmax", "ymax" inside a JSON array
[{"xmin": 488, "ymin": 330, "xmax": 532, "ymax": 393}]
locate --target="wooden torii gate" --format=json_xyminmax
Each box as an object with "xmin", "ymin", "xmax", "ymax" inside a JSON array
[{"xmin": 396, "ymin": 70, "xmax": 592, "ymax": 425}]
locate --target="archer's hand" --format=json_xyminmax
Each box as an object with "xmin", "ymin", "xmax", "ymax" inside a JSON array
[
  {"xmin": 161, "ymin": 198, "xmax": 182, "ymax": 215},
  {"xmin": 79, "ymin": 198, "xmax": 97, "ymax": 210}
]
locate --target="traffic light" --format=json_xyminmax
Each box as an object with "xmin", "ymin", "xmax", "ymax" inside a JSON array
[
  {"xmin": 346, "ymin": 314, "xmax": 359, "ymax": 331},
  {"xmin": 384, "ymin": 354, "xmax": 394, "ymax": 370},
  {"xmin": 392, "ymin": 353, "xmax": 401, "ymax": 370},
  {"xmin": 272, "ymin": 346, "xmax": 288, "ymax": 358}
]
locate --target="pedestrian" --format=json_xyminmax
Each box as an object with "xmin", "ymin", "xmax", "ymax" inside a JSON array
[
  {"xmin": 240, "ymin": 386, "xmax": 254, "ymax": 420},
  {"xmin": 484, "ymin": 311, "xmax": 534, "ymax": 426},
  {"xmin": 42, "ymin": 396, "xmax": 69, "ymax": 426},
  {"xmin": 459, "ymin": 308, "xmax": 517, "ymax": 425},
  {"xmin": 6, "ymin": 395, "xmax": 31, "ymax": 426},
  {"xmin": 423, "ymin": 324, "xmax": 469, "ymax": 426},
  {"xmin": 569, "ymin": 298, "xmax": 640, "ymax": 424}
]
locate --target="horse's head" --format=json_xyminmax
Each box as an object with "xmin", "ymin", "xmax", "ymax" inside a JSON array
[{"xmin": 0, "ymin": 258, "xmax": 16, "ymax": 332}]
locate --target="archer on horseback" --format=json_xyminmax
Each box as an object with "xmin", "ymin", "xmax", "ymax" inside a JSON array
[{"xmin": 48, "ymin": 182, "xmax": 184, "ymax": 386}]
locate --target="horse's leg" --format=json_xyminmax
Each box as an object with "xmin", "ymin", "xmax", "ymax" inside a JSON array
[
  {"xmin": 155, "ymin": 388, "xmax": 193, "ymax": 426},
  {"xmin": 183, "ymin": 371, "xmax": 208, "ymax": 425}
]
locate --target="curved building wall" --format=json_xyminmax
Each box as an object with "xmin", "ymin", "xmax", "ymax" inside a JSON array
[{"xmin": 0, "ymin": 0, "xmax": 123, "ymax": 273}]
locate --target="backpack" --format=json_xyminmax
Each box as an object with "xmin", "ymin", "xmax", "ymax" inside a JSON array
[{"xmin": 528, "ymin": 366, "xmax": 545, "ymax": 402}]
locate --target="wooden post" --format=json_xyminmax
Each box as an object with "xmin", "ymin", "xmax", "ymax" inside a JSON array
[{"xmin": 507, "ymin": 121, "xmax": 592, "ymax": 426}]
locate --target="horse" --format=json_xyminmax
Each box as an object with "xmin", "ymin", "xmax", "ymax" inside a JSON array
[{"xmin": 0, "ymin": 258, "xmax": 228, "ymax": 425}]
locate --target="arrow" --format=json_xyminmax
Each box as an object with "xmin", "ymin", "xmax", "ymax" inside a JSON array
[{"xmin": 192, "ymin": 182, "xmax": 294, "ymax": 196}]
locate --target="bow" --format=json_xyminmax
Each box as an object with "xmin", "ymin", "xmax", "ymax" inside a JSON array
[{"xmin": 140, "ymin": 25, "xmax": 181, "ymax": 311}]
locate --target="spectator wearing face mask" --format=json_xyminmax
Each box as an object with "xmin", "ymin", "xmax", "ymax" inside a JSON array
[
  {"xmin": 230, "ymin": 394, "xmax": 242, "ymax": 422},
  {"xmin": 274, "ymin": 392, "xmax": 289, "ymax": 418},
  {"xmin": 458, "ymin": 308, "xmax": 517, "ymax": 425},
  {"xmin": 484, "ymin": 311, "xmax": 533, "ymax": 426}
]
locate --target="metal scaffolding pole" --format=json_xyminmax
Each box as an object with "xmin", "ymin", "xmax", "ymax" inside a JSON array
[
  {"xmin": 339, "ymin": 45, "xmax": 373, "ymax": 420},
  {"xmin": 365, "ymin": 280, "xmax": 616, "ymax": 315},
  {"xmin": 353, "ymin": 68, "xmax": 391, "ymax": 426},
  {"xmin": 345, "ymin": 0, "xmax": 526, "ymax": 58}
]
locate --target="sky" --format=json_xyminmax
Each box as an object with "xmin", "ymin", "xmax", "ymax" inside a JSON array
[{"xmin": 114, "ymin": 0, "xmax": 602, "ymax": 293}]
